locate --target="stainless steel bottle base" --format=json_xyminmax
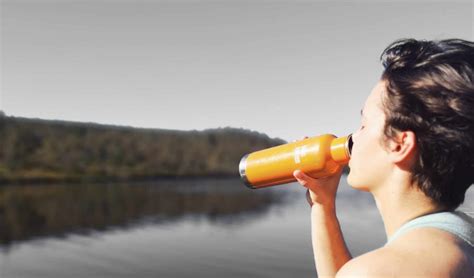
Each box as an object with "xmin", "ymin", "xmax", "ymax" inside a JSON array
[{"xmin": 239, "ymin": 154, "xmax": 256, "ymax": 189}]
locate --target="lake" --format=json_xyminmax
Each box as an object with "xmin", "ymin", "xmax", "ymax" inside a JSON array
[{"xmin": 0, "ymin": 177, "xmax": 472, "ymax": 278}]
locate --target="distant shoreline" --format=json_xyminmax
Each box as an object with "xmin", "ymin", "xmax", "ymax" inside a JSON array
[{"xmin": 0, "ymin": 113, "xmax": 285, "ymax": 185}]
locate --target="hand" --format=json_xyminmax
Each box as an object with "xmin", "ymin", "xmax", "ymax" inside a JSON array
[
  {"xmin": 290, "ymin": 135, "xmax": 343, "ymax": 208},
  {"xmin": 293, "ymin": 168, "xmax": 343, "ymax": 209}
]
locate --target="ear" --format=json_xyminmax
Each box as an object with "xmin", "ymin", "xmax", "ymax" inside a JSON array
[{"xmin": 387, "ymin": 131, "xmax": 417, "ymax": 164}]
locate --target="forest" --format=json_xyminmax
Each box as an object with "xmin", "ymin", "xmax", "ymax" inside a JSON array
[{"xmin": 0, "ymin": 112, "xmax": 286, "ymax": 184}]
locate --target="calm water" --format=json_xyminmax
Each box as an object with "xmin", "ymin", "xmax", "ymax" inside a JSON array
[{"xmin": 0, "ymin": 177, "xmax": 472, "ymax": 278}]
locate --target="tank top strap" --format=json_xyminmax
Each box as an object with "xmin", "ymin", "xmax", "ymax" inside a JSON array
[{"xmin": 385, "ymin": 211, "xmax": 474, "ymax": 247}]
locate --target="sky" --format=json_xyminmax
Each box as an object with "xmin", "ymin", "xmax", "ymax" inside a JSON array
[{"xmin": 1, "ymin": 0, "xmax": 473, "ymax": 141}]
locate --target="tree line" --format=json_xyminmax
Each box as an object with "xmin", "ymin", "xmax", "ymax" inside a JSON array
[{"xmin": 0, "ymin": 112, "xmax": 286, "ymax": 184}]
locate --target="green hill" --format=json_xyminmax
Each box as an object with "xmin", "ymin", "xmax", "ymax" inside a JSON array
[{"xmin": 0, "ymin": 112, "xmax": 286, "ymax": 184}]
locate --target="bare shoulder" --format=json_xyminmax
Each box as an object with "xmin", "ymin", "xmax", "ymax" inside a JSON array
[
  {"xmin": 336, "ymin": 247, "xmax": 400, "ymax": 277},
  {"xmin": 336, "ymin": 228, "xmax": 474, "ymax": 277}
]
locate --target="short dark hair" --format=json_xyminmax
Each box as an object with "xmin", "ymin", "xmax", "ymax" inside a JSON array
[{"xmin": 379, "ymin": 38, "xmax": 474, "ymax": 210}]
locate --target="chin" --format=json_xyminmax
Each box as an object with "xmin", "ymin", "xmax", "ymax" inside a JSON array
[{"xmin": 347, "ymin": 170, "xmax": 370, "ymax": 192}]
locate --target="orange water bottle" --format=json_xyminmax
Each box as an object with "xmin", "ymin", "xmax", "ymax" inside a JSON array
[{"xmin": 239, "ymin": 134, "xmax": 352, "ymax": 189}]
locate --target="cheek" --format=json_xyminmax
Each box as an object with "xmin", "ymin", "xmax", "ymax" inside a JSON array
[
  {"xmin": 347, "ymin": 132, "xmax": 382, "ymax": 189},
  {"xmin": 349, "ymin": 134, "xmax": 369, "ymax": 165},
  {"xmin": 348, "ymin": 142, "xmax": 391, "ymax": 190},
  {"xmin": 348, "ymin": 146, "xmax": 367, "ymax": 177}
]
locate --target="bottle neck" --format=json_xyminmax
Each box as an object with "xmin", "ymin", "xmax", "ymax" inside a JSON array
[{"xmin": 330, "ymin": 134, "xmax": 352, "ymax": 164}]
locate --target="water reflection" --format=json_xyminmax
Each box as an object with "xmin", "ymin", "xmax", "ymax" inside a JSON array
[
  {"xmin": 0, "ymin": 178, "xmax": 288, "ymax": 249},
  {"xmin": 0, "ymin": 178, "xmax": 472, "ymax": 278}
]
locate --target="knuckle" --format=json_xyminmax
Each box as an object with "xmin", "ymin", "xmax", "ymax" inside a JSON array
[{"xmin": 297, "ymin": 179, "xmax": 308, "ymax": 186}]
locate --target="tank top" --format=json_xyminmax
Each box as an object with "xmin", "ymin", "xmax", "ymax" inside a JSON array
[{"xmin": 386, "ymin": 211, "xmax": 474, "ymax": 247}]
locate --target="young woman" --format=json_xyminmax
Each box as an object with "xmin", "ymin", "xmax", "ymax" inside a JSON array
[{"xmin": 294, "ymin": 38, "xmax": 474, "ymax": 277}]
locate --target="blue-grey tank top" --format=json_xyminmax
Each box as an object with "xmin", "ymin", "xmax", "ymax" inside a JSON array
[{"xmin": 386, "ymin": 211, "xmax": 474, "ymax": 247}]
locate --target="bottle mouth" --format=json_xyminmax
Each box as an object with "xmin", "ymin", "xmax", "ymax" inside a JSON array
[{"xmin": 346, "ymin": 134, "xmax": 353, "ymax": 157}]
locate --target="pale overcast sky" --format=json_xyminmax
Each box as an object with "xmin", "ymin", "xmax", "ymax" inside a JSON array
[{"xmin": 1, "ymin": 0, "xmax": 472, "ymax": 141}]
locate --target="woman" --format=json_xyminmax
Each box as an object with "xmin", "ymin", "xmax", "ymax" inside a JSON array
[{"xmin": 294, "ymin": 38, "xmax": 474, "ymax": 277}]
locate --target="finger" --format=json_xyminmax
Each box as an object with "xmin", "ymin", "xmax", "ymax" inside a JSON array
[
  {"xmin": 293, "ymin": 169, "xmax": 309, "ymax": 179},
  {"xmin": 293, "ymin": 170, "xmax": 311, "ymax": 187},
  {"xmin": 292, "ymin": 136, "xmax": 309, "ymax": 143}
]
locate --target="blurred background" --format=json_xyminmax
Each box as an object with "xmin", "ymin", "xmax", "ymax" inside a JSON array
[{"xmin": 0, "ymin": 0, "xmax": 473, "ymax": 277}]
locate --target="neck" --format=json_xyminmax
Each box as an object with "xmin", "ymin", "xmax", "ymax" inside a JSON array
[{"xmin": 370, "ymin": 172, "xmax": 445, "ymax": 239}]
